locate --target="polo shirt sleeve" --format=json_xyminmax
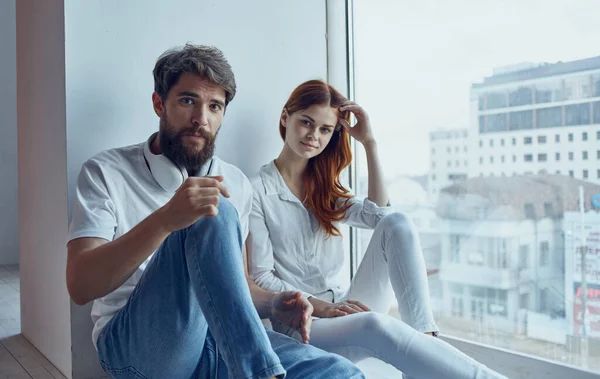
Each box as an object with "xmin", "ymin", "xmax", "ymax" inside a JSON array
[{"xmin": 68, "ymin": 159, "xmax": 118, "ymax": 243}]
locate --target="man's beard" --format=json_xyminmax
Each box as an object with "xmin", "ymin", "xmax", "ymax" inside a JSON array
[{"xmin": 158, "ymin": 116, "xmax": 218, "ymax": 174}]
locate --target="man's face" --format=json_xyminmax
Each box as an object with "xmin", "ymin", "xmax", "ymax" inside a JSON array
[{"xmin": 152, "ymin": 73, "xmax": 226, "ymax": 172}]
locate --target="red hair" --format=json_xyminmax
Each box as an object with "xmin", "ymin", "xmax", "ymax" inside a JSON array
[{"xmin": 279, "ymin": 80, "xmax": 354, "ymax": 236}]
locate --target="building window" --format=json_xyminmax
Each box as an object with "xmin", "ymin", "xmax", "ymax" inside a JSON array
[
  {"xmin": 464, "ymin": 146, "xmax": 467, "ymax": 152},
  {"xmin": 537, "ymin": 135, "xmax": 547, "ymax": 144},
  {"xmin": 540, "ymin": 288, "xmax": 549, "ymax": 313},
  {"xmin": 479, "ymin": 116, "xmax": 485, "ymax": 133},
  {"xmin": 555, "ymin": 134, "xmax": 560, "ymax": 142},
  {"xmin": 489, "ymin": 140, "xmax": 493, "ymax": 147},
  {"xmin": 520, "ymin": 293, "xmax": 530, "ymax": 310},
  {"xmin": 524, "ymin": 154, "xmax": 533, "ymax": 162},
  {"xmin": 519, "ymin": 245, "xmax": 529, "ymax": 268},
  {"xmin": 479, "ymin": 140, "xmax": 483, "ymax": 147},
  {"xmin": 583, "ymin": 151, "xmax": 588, "ymax": 160},
  {"xmin": 448, "ymin": 161, "xmax": 451, "ymax": 167},
  {"xmin": 501, "ymin": 155, "xmax": 505, "ymax": 163},
  {"xmin": 447, "ymin": 147, "xmax": 451, "ymax": 153},
  {"xmin": 594, "ymin": 102, "xmax": 600, "ymax": 124},
  {"xmin": 538, "ymin": 153, "xmax": 547, "ymax": 162},
  {"xmin": 524, "ymin": 136, "xmax": 532, "ymax": 144},
  {"xmin": 455, "ymin": 146, "xmax": 459, "ymax": 153},
  {"xmin": 432, "ymin": 162, "xmax": 436, "ymax": 168},
  {"xmin": 584, "ymin": 169, "xmax": 589, "ymax": 179},
  {"xmin": 509, "ymin": 86, "xmax": 533, "ymax": 107},
  {"xmin": 569, "ymin": 170, "xmax": 574, "ymax": 177},
  {"xmin": 583, "ymin": 132, "xmax": 588, "ymax": 141},
  {"xmin": 487, "ymin": 114, "xmax": 508, "ymax": 132},
  {"xmin": 464, "ymin": 160, "xmax": 468, "ymax": 166},
  {"xmin": 510, "ymin": 110, "xmax": 533, "ymax": 130},
  {"xmin": 486, "ymin": 91, "xmax": 507, "ymax": 109},
  {"xmin": 569, "ymin": 152, "xmax": 574, "ymax": 160},
  {"xmin": 535, "ymin": 81, "xmax": 563, "ymax": 103},
  {"xmin": 536, "ymin": 106, "xmax": 563, "ymax": 129},
  {"xmin": 432, "ymin": 174, "xmax": 436, "ymax": 181},
  {"xmin": 556, "ymin": 170, "xmax": 561, "ymax": 174},
  {"xmin": 456, "ymin": 160, "xmax": 459, "ymax": 167},
  {"xmin": 513, "ymin": 155, "xmax": 517, "ymax": 162},
  {"xmin": 544, "ymin": 202, "xmax": 554, "ymax": 217},
  {"xmin": 524, "ymin": 203, "xmax": 535, "ymax": 218},
  {"xmin": 479, "ymin": 157, "xmax": 483, "ymax": 164},
  {"xmin": 555, "ymin": 152, "xmax": 560, "ymax": 161},
  {"xmin": 566, "ymin": 103, "xmax": 590, "ymax": 126},
  {"xmin": 598, "ymin": 130, "xmax": 600, "ymax": 140},
  {"xmin": 500, "ymin": 139, "xmax": 505, "ymax": 146},
  {"xmin": 568, "ymin": 133, "xmax": 574, "ymax": 142},
  {"xmin": 597, "ymin": 150, "xmax": 600, "ymax": 159},
  {"xmin": 450, "ymin": 234, "xmax": 462, "ymax": 263},
  {"xmin": 598, "ymin": 169, "xmax": 600, "ymax": 179},
  {"xmin": 540, "ymin": 242, "xmax": 549, "ymax": 266},
  {"xmin": 512, "ymin": 137, "xmax": 516, "ymax": 145},
  {"xmin": 432, "ymin": 148, "xmax": 435, "ymax": 155}
]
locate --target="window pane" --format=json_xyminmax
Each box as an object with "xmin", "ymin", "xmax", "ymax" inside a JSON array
[
  {"xmin": 536, "ymin": 106, "xmax": 563, "ymax": 128},
  {"xmin": 353, "ymin": 0, "xmax": 600, "ymax": 373},
  {"xmin": 565, "ymin": 103, "xmax": 590, "ymax": 126}
]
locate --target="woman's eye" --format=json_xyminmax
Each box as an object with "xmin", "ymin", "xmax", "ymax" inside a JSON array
[
  {"xmin": 301, "ymin": 120, "xmax": 311, "ymax": 126},
  {"xmin": 321, "ymin": 128, "xmax": 332, "ymax": 134}
]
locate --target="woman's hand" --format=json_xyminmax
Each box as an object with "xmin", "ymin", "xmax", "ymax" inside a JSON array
[
  {"xmin": 309, "ymin": 296, "xmax": 371, "ymax": 318},
  {"xmin": 338, "ymin": 101, "xmax": 375, "ymax": 145}
]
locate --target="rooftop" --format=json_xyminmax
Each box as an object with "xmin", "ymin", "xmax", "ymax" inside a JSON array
[{"xmin": 472, "ymin": 56, "xmax": 600, "ymax": 89}]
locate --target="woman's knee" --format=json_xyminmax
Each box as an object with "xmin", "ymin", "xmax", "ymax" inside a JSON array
[
  {"xmin": 378, "ymin": 212, "xmax": 417, "ymax": 236},
  {"xmin": 353, "ymin": 312, "xmax": 394, "ymax": 337}
]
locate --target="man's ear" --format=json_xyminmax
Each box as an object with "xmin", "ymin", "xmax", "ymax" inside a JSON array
[
  {"xmin": 152, "ymin": 92, "xmax": 165, "ymax": 118},
  {"xmin": 281, "ymin": 108, "xmax": 289, "ymax": 127}
]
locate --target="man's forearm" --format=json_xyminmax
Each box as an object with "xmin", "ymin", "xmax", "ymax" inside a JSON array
[
  {"xmin": 67, "ymin": 209, "xmax": 172, "ymax": 305},
  {"xmin": 247, "ymin": 277, "xmax": 276, "ymax": 319}
]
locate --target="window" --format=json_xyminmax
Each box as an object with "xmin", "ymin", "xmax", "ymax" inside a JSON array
[
  {"xmin": 583, "ymin": 151, "xmax": 588, "ymax": 160},
  {"xmin": 447, "ymin": 147, "xmax": 451, "ymax": 153},
  {"xmin": 464, "ymin": 146, "xmax": 467, "ymax": 152},
  {"xmin": 456, "ymin": 160, "xmax": 459, "ymax": 166},
  {"xmin": 569, "ymin": 170, "xmax": 574, "ymax": 177},
  {"xmin": 524, "ymin": 203, "xmax": 535, "ymax": 218},
  {"xmin": 486, "ymin": 114, "xmax": 508, "ymax": 132},
  {"xmin": 352, "ymin": 1, "xmax": 598, "ymax": 373},
  {"xmin": 509, "ymin": 86, "xmax": 533, "ymax": 106},
  {"xmin": 568, "ymin": 133, "xmax": 573, "ymax": 142},
  {"xmin": 432, "ymin": 174, "xmax": 436, "ymax": 180},
  {"xmin": 583, "ymin": 132, "xmax": 588, "ymax": 141},
  {"xmin": 431, "ymin": 148, "xmax": 435, "ymax": 155},
  {"xmin": 510, "ymin": 110, "xmax": 533, "ymax": 130},
  {"xmin": 569, "ymin": 152, "xmax": 574, "ymax": 160},
  {"xmin": 598, "ymin": 130, "xmax": 600, "ymax": 140},
  {"xmin": 544, "ymin": 202, "xmax": 554, "ymax": 217},
  {"xmin": 523, "ymin": 136, "xmax": 532, "ymax": 144},
  {"xmin": 540, "ymin": 288, "xmax": 549, "ymax": 313},
  {"xmin": 565, "ymin": 103, "xmax": 590, "ymax": 126},
  {"xmin": 598, "ymin": 169, "xmax": 600, "ymax": 179},
  {"xmin": 540, "ymin": 241, "xmax": 550, "ymax": 266},
  {"xmin": 490, "ymin": 156, "xmax": 494, "ymax": 163},
  {"xmin": 583, "ymin": 169, "xmax": 588, "ymax": 179},
  {"xmin": 479, "ymin": 140, "xmax": 483, "ymax": 147},
  {"xmin": 448, "ymin": 161, "xmax": 451, "ymax": 167},
  {"xmin": 598, "ymin": 150, "xmax": 600, "ymax": 159},
  {"xmin": 455, "ymin": 146, "xmax": 459, "ymax": 152},
  {"xmin": 519, "ymin": 245, "xmax": 529, "ymax": 268},
  {"xmin": 595, "ymin": 102, "xmax": 600, "ymax": 124},
  {"xmin": 536, "ymin": 106, "xmax": 563, "ymax": 128}
]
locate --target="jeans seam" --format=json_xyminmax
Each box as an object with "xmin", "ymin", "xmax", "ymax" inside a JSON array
[{"xmin": 386, "ymin": 227, "xmax": 418, "ymax": 327}]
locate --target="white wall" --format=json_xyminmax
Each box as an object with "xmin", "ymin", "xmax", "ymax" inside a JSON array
[
  {"xmin": 0, "ymin": 0, "xmax": 18, "ymax": 265},
  {"xmin": 62, "ymin": 0, "xmax": 328, "ymax": 377},
  {"xmin": 16, "ymin": 0, "xmax": 72, "ymax": 377}
]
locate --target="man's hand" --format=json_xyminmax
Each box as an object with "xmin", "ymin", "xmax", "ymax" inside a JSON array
[
  {"xmin": 309, "ymin": 297, "xmax": 371, "ymax": 318},
  {"xmin": 271, "ymin": 291, "xmax": 313, "ymax": 344},
  {"xmin": 158, "ymin": 176, "xmax": 230, "ymax": 232}
]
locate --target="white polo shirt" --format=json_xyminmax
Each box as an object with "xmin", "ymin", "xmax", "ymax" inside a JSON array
[{"xmin": 68, "ymin": 136, "xmax": 253, "ymax": 348}]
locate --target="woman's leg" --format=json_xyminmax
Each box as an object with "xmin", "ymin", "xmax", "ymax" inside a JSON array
[
  {"xmin": 292, "ymin": 313, "xmax": 507, "ymax": 379},
  {"xmin": 343, "ymin": 212, "xmax": 438, "ymax": 333}
]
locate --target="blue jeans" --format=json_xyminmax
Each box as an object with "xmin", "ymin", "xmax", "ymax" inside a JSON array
[{"xmin": 96, "ymin": 197, "xmax": 363, "ymax": 379}]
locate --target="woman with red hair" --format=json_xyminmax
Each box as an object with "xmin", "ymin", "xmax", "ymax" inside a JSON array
[{"xmin": 248, "ymin": 80, "xmax": 506, "ymax": 379}]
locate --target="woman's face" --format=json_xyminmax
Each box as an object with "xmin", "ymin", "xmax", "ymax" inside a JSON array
[{"xmin": 282, "ymin": 104, "xmax": 339, "ymax": 160}]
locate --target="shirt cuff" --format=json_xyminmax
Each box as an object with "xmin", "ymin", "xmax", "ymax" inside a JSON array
[{"xmin": 362, "ymin": 197, "xmax": 392, "ymax": 215}]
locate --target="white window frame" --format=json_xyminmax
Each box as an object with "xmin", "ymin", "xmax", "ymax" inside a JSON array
[{"xmin": 325, "ymin": 1, "xmax": 600, "ymax": 377}]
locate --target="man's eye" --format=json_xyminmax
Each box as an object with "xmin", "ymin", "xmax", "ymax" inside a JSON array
[
  {"xmin": 210, "ymin": 104, "xmax": 222, "ymax": 111},
  {"xmin": 180, "ymin": 98, "xmax": 195, "ymax": 105}
]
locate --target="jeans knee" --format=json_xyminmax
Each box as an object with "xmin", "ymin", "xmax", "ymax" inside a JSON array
[
  {"xmin": 354, "ymin": 312, "xmax": 394, "ymax": 337},
  {"xmin": 188, "ymin": 195, "xmax": 240, "ymax": 235}
]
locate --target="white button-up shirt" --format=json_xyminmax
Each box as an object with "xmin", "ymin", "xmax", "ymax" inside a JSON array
[{"xmin": 248, "ymin": 160, "xmax": 390, "ymax": 301}]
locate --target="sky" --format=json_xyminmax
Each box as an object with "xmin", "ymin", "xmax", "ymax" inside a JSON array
[{"xmin": 353, "ymin": 0, "xmax": 600, "ymax": 177}]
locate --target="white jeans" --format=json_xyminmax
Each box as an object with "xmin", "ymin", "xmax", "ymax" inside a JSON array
[{"xmin": 273, "ymin": 213, "xmax": 508, "ymax": 379}]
